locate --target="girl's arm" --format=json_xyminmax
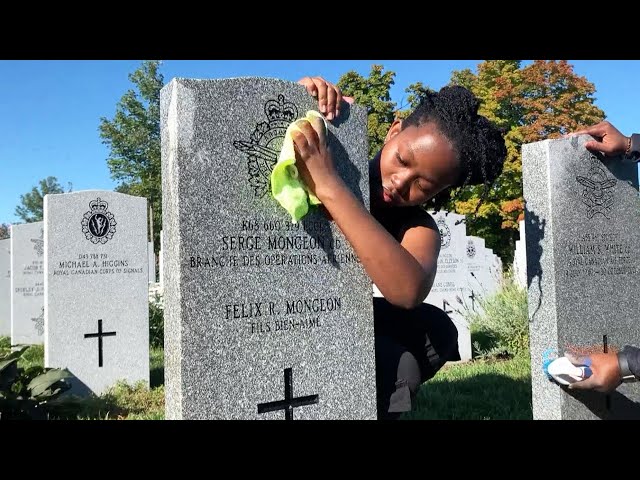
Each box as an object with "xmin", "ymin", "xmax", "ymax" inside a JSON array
[{"xmin": 292, "ymin": 116, "xmax": 439, "ymax": 310}]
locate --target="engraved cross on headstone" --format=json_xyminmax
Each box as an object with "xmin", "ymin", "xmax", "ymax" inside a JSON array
[
  {"xmin": 468, "ymin": 290, "xmax": 476, "ymax": 311},
  {"xmin": 257, "ymin": 367, "xmax": 319, "ymax": 420},
  {"xmin": 84, "ymin": 319, "xmax": 117, "ymax": 367},
  {"xmin": 442, "ymin": 299, "xmax": 453, "ymax": 315}
]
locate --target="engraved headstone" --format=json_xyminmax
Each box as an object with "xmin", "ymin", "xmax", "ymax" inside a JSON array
[
  {"xmin": 523, "ymin": 136, "xmax": 640, "ymax": 420},
  {"xmin": 0, "ymin": 239, "xmax": 10, "ymax": 336},
  {"xmin": 44, "ymin": 191, "xmax": 149, "ymax": 395},
  {"xmin": 11, "ymin": 222, "xmax": 44, "ymax": 345},
  {"xmin": 424, "ymin": 211, "xmax": 471, "ymax": 361},
  {"xmin": 463, "ymin": 236, "xmax": 492, "ymax": 313},
  {"xmin": 161, "ymin": 77, "xmax": 376, "ymax": 419}
]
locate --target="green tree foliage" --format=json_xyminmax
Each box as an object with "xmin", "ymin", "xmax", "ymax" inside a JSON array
[
  {"xmin": 15, "ymin": 176, "xmax": 70, "ymax": 223},
  {"xmin": 400, "ymin": 81, "xmax": 436, "ymax": 114},
  {"xmin": 449, "ymin": 60, "xmax": 604, "ymax": 262},
  {"xmin": 337, "ymin": 65, "xmax": 397, "ymax": 158},
  {"xmin": 99, "ymin": 60, "xmax": 163, "ymax": 249},
  {"xmin": 0, "ymin": 224, "xmax": 9, "ymax": 240}
]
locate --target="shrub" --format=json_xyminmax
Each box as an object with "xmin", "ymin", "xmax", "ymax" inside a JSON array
[
  {"xmin": 465, "ymin": 266, "xmax": 529, "ymax": 359},
  {"xmin": 0, "ymin": 345, "xmax": 72, "ymax": 419}
]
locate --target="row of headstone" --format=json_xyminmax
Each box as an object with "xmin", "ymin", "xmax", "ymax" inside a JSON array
[
  {"xmin": 370, "ymin": 212, "xmax": 503, "ymax": 362},
  {"xmin": 0, "ymin": 192, "xmax": 152, "ymax": 396},
  {"xmin": 6, "ymin": 77, "xmax": 636, "ymax": 421},
  {"xmin": 423, "ymin": 212, "xmax": 504, "ymax": 361}
]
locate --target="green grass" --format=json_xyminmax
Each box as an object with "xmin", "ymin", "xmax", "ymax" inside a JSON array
[
  {"xmin": 1, "ymin": 337, "xmax": 165, "ymax": 420},
  {"xmin": 2, "ymin": 335, "xmax": 533, "ymax": 420},
  {"xmin": 404, "ymin": 353, "xmax": 533, "ymax": 420},
  {"xmin": 53, "ymin": 346, "xmax": 166, "ymax": 420}
]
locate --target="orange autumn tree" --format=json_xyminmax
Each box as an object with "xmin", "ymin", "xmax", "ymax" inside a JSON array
[{"xmin": 446, "ymin": 60, "xmax": 604, "ymax": 263}]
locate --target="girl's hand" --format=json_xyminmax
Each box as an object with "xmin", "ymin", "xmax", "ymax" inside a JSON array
[{"xmin": 291, "ymin": 114, "xmax": 343, "ymax": 202}]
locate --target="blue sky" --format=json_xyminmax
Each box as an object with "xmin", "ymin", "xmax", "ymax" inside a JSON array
[{"xmin": 1, "ymin": 60, "xmax": 639, "ymax": 225}]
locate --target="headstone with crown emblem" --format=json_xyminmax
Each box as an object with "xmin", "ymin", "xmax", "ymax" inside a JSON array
[
  {"xmin": 161, "ymin": 77, "xmax": 376, "ymax": 419},
  {"xmin": 0, "ymin": 238, "xmax": 11, "ymax": 337},
  {"xmin": 523, "ymin": 136, "xmax": 640, "ymax": 420},
  {"xmin": 11, "ymin": 221, "xmax": 44, "ymax": 345},
  {"xmin": 462, "ymin": 236, "xmax": 494, "ymax": 314},
  {"xmin": 424, "ymin": 211, "xmax": 471, "ymax": 361},
  {"xmin": 44, "ymin": 191, "xmax": 149, "ymax": 395}
]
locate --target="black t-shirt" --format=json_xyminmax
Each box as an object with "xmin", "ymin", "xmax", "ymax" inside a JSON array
[{"xmin": 371, "ymin": 203, "xmax": 435, "ymax": 242}]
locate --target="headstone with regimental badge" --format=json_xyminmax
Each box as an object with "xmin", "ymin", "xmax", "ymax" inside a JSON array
[
  {"xmin": 523, "ymin": 135, "xmax": 640, "ymax": 420},
  {"xmin": 161, "ymin": 77, "xmax": 376, "ymax": 419},
  {"xmin": 424, "ymin": 211, "xmax": 471, "ymax": 361},
  {"xmin": 44, "ymin": 191, "xmax": 149, "ymax": 395},
  {"xmin": 0, "ymin": 239, "xmax": 11, "ymax": 337},
  {"xmin": 11, "ymin": 222, "xmax": 44, "ymax": 345}
]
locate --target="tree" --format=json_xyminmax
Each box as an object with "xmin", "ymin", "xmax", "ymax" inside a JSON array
[
  {"xmin": 99, "ymin": 60, "xmax": 163, "ymax": 249},
  {"xmin": 449, "ymin": 60, "xmax": 604, "ymax": 262},
  {"xmin": 15, "ymin": 176, "xmax": 70, "ymax": 223},
  {"xmin": 0, "ymin": 224, "xmax": 9, "ymax": 240},
  {"xmin": 337, "ymin": 65, "xmax": 397, "ymax": 158},
  {"xmin": 400, "ymin": 81, "xmax": 436, "ymax": 114}
]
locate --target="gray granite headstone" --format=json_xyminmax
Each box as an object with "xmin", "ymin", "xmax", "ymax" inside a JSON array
[
  {"xmin": 161, "ymin": 77, "xmax": 376, "ymax": 419},
  {"xmin": 44, "ymin": 191, "xmax": 149, "ymax": 395},
  {"xmin": 523, "ymin": 136, "xmax": 640, "ymax": 420},
  {"xmin": 424, "ymin": 211, "xmax": 472, "ymax": 361},
  {"xmin": 0, "ymin": 239, "xmax": 10, "ymax": 337},
  {"xmin": 11, "ymin": 222, "xmax": 44, "ymax": 345}
]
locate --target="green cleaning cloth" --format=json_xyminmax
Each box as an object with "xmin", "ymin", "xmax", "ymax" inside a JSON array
[{"xmin": 270, "ymin": 110, "xmax": 327, "ymax": 223}]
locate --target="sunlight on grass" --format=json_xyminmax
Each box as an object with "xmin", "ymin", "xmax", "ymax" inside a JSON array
[{"xmin": 403, "ymin": 353, "xmax": 533, "ymax": 420}]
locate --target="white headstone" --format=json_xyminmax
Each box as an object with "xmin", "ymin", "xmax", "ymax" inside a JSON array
[
  {"xmin": 424, "ymin": 211, "xmax": 471, "ymax": 361},
  {"xmin": 44, "ymin": 191, "xmax": 149, "ymax": 395},
  {"xmin": 462, "ymin": 236, "xmax": 494, "ymax": 314},
  {"xmin": 0, "ymin": 239, "xmax": 10, "ymax": 336},
  {"xmin": 514, "ymin": 219, "xmax": 527, "ymax": 289},
  {"xmin": 11, "ymin": 222, "xmax": 44, "ymax": 345}
]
